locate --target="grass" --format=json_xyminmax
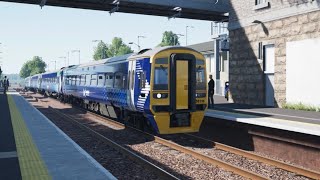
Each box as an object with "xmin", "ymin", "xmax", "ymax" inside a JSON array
[{"xmin": 282, "ymin": 102, "xmax": 320, "ymax": 112}]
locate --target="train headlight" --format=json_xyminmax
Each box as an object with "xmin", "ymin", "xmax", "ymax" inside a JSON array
[
  {"xmin": 153, "ymin": 93, "xmax": 168, "ymax": 99},
  {"xmin": 195, "ymin": 93, "xmax": 206, "ymax": 98}
]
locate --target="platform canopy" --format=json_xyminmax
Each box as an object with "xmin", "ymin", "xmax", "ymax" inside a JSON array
[{"xmin": 0, "ymin": 0, "xmax": 230, "ymax": 21}]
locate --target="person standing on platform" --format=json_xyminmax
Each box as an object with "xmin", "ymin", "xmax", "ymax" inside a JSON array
[
  {"xmin": 6, "ymin": 78, "xmax": 9, "ymax": 92},
  {"xmin": 208, "ymin": 75, "xmax": 215, "ymax": 108},
  {"xmin": 3, "ymin": 76, "xmax": 7, "ymax": 94}
]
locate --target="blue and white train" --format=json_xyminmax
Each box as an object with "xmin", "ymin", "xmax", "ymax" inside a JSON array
[{"xmin": 25, "ymin": 46, "xmax": 208, "ymax": 134}]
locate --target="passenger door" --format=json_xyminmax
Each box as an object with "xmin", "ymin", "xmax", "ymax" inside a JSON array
[
  {"xmin": 127, "ymin": 60, "xmax": 136, "ymax": 111},
  {"xmin": 170, "ymin": 54, "xmax": 196, "ymax": 113}
]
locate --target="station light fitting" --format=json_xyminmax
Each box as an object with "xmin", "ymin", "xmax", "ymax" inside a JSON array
[
  {"xmin": 110, "ymin": 0, "xmax": 120, "ymax": 15},
  {"xmin": 40, "ymin": 0, "xmax": 47, "ymax": 9},
  {"xmin": 168, "ymin": 7, "xmax": 182, "ymax": 20}
]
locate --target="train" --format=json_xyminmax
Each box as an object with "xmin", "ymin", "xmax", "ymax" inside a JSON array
[{"xmin": 24, "ymin": 46, "xmax": 208, "ymax": 134}]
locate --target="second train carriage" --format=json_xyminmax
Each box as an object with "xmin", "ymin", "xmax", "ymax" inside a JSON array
[
  {"xmin": 29, "ymin": 74, "xmax": 41, "ymax": 91},
  {"xmin": 39, "ymin": 71, "xmax": 60, "ymax": 96},
  {"xmin": 25, "ymin": 46, "xmax": 208, "ymax": 134}
]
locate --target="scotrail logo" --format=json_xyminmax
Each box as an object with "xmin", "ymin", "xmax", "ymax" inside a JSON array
[{"xmin": 82, "ymin": 88, "xmax": 90, "ymax": 97}]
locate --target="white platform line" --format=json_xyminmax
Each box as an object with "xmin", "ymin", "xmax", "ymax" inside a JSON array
[
  {"xmin": 0, "ymin": 151, "xmax": 18, "ymax": 159},
  {"xmin": 215, "ymin": 106, "xmax": 320, "ymax": 122}
]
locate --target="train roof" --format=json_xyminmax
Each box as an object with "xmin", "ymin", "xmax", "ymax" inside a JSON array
[
  {"xmin": 42, "ymin": 70, "xmax": 59, "ymax": 75},
  {"xmin": 76, "ymin": 53, "xmax": 133, "ymax": 68},
  {"xmin": 130, "ymin": 46, "xmax": 201, "ymax": 59},
  {"xmin": 69, "ymin": 46, "xmax": 201, "ymax": 68}
]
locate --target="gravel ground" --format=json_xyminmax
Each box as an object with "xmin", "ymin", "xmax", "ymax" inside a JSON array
[{"xmin": 161, "ymin": 134, "xmax": 312, "ymax": 180}]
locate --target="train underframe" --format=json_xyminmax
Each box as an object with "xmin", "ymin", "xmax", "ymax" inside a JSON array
[{"xmin": 58, "ymin": 94, "xmax": 156, "ymax": 133}]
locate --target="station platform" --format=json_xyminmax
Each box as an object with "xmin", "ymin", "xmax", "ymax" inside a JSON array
[
  {"xmin": 0, "ymin": 90, "xmax": 116, "ymax": 180},
  {"xmin": 205, "ymin": 95, "xmax": 320, "ymax": 136}
]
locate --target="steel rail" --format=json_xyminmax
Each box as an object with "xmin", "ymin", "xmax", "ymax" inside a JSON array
[
  {"xmin": 185, "ymin": 134, "xmax": 320, "ymax": 180},
  {"xmin": 47, "ymin": 106, "xmax": 179, "ymax": 180}
]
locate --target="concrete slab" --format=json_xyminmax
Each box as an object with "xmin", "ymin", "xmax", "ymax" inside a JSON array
[
  {"xmin": 11, "ymin": 94, "xmax": 116, "ymax": 180},
  {"xmin": 205, "ymin": 109, "xmax": 320, "ymax": 136}
]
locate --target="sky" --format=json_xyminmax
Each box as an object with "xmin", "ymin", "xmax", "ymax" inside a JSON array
[{"xmin": 0, "ymin": 2, "xmax": 213, "ymax": 74}]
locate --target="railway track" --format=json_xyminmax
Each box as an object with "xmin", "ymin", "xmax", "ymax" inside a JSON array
[
  {"xmin": 182, "ymin": 133, "xmax": 320, "ymax": 180},
  {"xmin": 24, "ymin": 92, "xmax": 320, "ymax": 179},
  {"xmin": 48, "ymin": 106, "xmax": 178, "ymax": 180},
  {"xmin": 75, "ymin": 109, "xmax": 267, "ymax": 179},
  {"xmin": 74, "ymin": 106, "xmax": 320, "ymax": 180}
]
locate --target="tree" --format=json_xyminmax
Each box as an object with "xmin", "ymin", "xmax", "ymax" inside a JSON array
[
  {"xmin": 19, "ymin": 56, "xmax": 46, "ymax": 78},
  {"xmin": 107, "ymin": 37, "xmax": 133, "ymax": 57},
  {"xmin": 93, "ymin": 41, "xmax": 108, "ymax": 61},
  {"xmin": 158, "ymin": 31, "xmax": 180, "ymax": 47}
]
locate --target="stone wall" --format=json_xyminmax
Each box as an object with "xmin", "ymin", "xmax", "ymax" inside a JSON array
[
  {"xmin": 229, "ymin": 10, "xmax": 320, "ymax": 106},
  {"xmin": 229, "ymin": 0, "xmax": 320, "ymax": 30}
]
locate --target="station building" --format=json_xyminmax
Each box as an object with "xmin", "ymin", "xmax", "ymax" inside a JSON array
[{"xmin": 228, "ymin": 0, "xmax": 320, "ymax": 107}]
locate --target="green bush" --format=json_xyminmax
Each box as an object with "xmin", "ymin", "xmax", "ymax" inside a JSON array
[{"xmin": 282, "ymin": 102, "xmax": 320, "ymax": 112}]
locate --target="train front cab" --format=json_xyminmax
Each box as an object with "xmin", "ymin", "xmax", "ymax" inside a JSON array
[{"xmin": 150, "ymin": 48, "xmax": 207, "ymax": 134}]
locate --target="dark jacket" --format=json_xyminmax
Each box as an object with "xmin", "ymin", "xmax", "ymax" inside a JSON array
[{"xmin": 208, "ymin": 79, "xmax": 214, "ymax": 94}]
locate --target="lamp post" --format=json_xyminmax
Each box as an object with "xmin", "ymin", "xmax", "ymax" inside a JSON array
[
  {"xmin": 46, "ymin": 61, "xmax": 49, "ymax": 71},
  {"xmin": 51, "ymin": 60, "xmax": 56, "ymax": 70},
  {"xmin": 67, "ymin": 51, "xmax": 70, "ymax": 66},
  {"xmin": 185, "ymin": 25, "xmax": 194, "ymax": 46},
  {"xmin": 128, "ymin": 42, "xmax": 140, "ymax": 52},
  {"xmin": 59, "ymin": 56, "xmax": 67, "ymax": 67},
  {"xmin": 137, "ymin": 35, "xmax": 146, "ymax": 51},
  {"xmin": 71, "ymin": 50, "xmax": 80, "ymax": 64},
  {"xmin": 174, "ymin": 34, "xmax": 184, "ymax": 46}
]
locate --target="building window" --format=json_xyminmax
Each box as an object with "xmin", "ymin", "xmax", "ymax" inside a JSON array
[
  {"xmin": 255, "ymin": 0, "xmax": 267, "ymax": 5},
  {"xmin": 254, "ymin": 0, "xmax": 269, "ymax": 10}
]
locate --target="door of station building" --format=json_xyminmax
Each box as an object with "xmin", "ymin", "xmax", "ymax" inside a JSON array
[{"xmin": 264, "ymin": 44, "xmax": 275, "ymax": 107}]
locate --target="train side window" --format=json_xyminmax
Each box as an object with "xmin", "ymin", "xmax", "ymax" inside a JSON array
[
  {"xmin": 78, "ymin": 75, "xmax": 81, "ymax": 85},
  {"xmin": 72, "ymin": 76, "xmax": 76, "ymax": 86},
  {"xmin": 127, "ymin": 70, "xmax": 131, "ymax": 90},
  {"xmin": 85, "ymin": 74, "xmax": 90, "ymax": 86},
  {"xmin": 123, "ymin": 74, "xmax": 127, "ymax": 89},
  {"xmin": 68, "ymin": 76, "xmax": 72, "ymax": 85},
  {"xmin": 131, "ymin": 70, "xmax": 135, "ymax": 90},
  {"xmin": 91, "ymin": 74, "xmax": 97, "ymax": 86},
  {"xmin": 114, "ymin": 73, "xmax": 122, "ymax": 89},
  {"xmin": 105, "ymin": 73, "xmax": 114, "ymax": 88},
  {"xmin": 80, "ymin": 75, "xmax": 85, "ymax": 85},
  {"xmin": 97, "ymin": 74, "xmax": 105, "ymax": 86},
  {"xmin": 76, "ymin": 75, "xmax": 80, "ymax": 85},
  {"xmin": 196, "ymin": 60, "xmax": 206, "ymax": 90}
]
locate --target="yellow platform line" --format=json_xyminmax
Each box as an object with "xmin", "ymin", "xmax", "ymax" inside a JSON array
[{"xmin": 8, "ymin": 95, "xmax": 51, "ymax": 180}]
